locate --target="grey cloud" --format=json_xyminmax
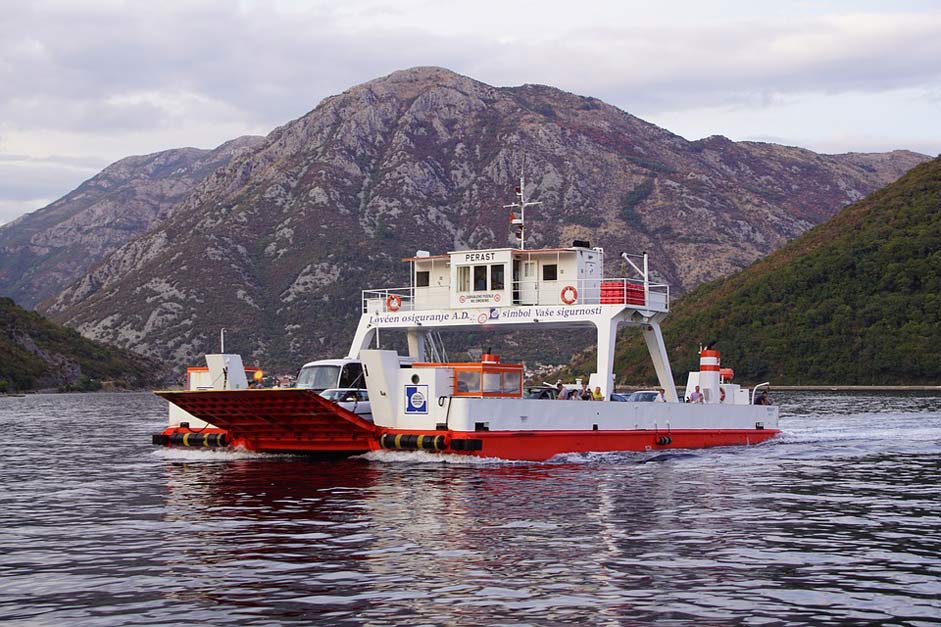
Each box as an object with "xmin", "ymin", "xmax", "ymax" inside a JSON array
[
  {"xmin": 0, "ymin": 161, "xmax": 94, "ymax": 202},
  {"xmin": 0, "ymin": 199, "xmax": 58, "ymax": 226},
  {"xmin": 0, "ymin": 2, "xmax": 486, "ymax": 134},
  {"xmin": 5, "ymin": 3, "xmax": 939, "ymax": 136},
  {"xmin": 478, "ymin": 17, "xmax": 941, "ymax": 114},
  {"xmin": 0, "ymin": 153, "xmax": 110, "ymax": 170}
]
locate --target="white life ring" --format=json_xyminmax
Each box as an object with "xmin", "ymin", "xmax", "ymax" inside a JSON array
[
  {"xmin": 560, "ymin": 285, "xmax": 578, "ymax": 305},
  {"xmin": 386, "ymin": 294, "xmax": 402, "ymax": 311}
]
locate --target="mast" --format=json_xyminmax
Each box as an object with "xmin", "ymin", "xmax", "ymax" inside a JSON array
[{"xmin": 503, "ymin": 171, "xmax": 541, "ymax": 250}]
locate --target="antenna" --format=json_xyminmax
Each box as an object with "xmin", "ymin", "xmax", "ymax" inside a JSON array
[
  {"xmin": 503, "ymin": 165, "xmax": 541, "ymax": 250},
  {"xmin": 220, "ymin": 328, "xmax": 226, "ymax": 353}
]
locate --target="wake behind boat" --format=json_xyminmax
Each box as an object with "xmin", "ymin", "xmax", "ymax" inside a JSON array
[{"xmin": 154, "ymin": 174, "xmax": 779, "ymax": 460}]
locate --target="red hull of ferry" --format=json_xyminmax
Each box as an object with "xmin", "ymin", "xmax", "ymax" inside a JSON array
[
  {"xmin": 373, "ymin": 428, "xmax": 780, "ymax": 461},
  {"xmin": 155, "ymin": 424, "xmax": 778, "ymax": 461},
  {"xmin": 155, "ymin": 418, "xmax": 778, "ymax": 462},
  {"xmin": 154, "ymin": 389, "xmax": 779, "ymax": 461}
]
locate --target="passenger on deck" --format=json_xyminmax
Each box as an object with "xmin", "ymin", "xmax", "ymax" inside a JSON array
[
  {"xmin": 592, "ymin": 386, "xmax": 604, "ymax": 401},
  {"xmin": 755, "ymin": 390, "xmax": 770, "ymax": 405},
  {"xmin": 689, "ymin": 385, "xmax": 704, "ymax": 403},
  {"xmin": 656, "ymin": 388, "xmax": 666, "ymax": 402},
  {"xmin": 555, "ymin": 381, "xmax": 565, "ymax": 400},
  {"xmin": 580, "ymin": 383, "xmax": 593, "ymax": 400}
]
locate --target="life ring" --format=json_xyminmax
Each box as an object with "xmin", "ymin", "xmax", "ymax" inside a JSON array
[
  {"xmin": 560, "ymin": 285, "xmax": 578, "ymax": 304},
  {"xmin": 386, "ymin": 294, "xmax": 402, "ymax": 311}
]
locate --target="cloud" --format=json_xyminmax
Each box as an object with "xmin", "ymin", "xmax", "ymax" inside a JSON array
[
  {"xmin": 0, "ymin": 160, "xmax": 99, "ymax": 201},
  {"xmin": 0, "ymin": 198, "xmax": 58, "ymax": 226},
  {"xmin": 474, "ymin": 13, "xmax": 941, "ymax": 114},
  {"xmin": 0, "ymin": 153, "xmax": 109, "ymax": 169},
  {"xmin": 6, "ymin": 2, "xmax": 937, "ymax": 134},
  {"xmin": 0, "ymin": 0, "xmax": 939, "ymax": 222}
]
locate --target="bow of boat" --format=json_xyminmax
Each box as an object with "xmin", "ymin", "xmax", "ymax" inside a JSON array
[{"xmin": 155, "ymin": 388, "xmax": 378, "ymax": 454}]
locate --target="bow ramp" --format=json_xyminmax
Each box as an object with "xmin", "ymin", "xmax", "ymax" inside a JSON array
[{"xmin": 155, "ymin": 388, "xmax": 378, "ymax": 455}]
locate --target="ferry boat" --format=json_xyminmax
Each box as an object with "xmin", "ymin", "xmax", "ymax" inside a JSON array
[{"xmin": 154, "ymin": 176, "xmax": 780, "ymax": 460}]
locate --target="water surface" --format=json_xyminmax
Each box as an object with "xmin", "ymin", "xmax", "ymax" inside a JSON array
[{"xmin": 1, "ymin": 391, "xmax": 939, "ymax": 626}]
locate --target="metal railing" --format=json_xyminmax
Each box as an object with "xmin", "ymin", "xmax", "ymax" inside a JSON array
[{"xmin": 362, "ymin": 278, "xmax": 669, "ymax": 314}]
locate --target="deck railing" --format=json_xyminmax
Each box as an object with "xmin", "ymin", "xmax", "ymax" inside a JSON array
[{"xmin": 362, "ymin": 278, "xmax": 669, "ymax": 314}]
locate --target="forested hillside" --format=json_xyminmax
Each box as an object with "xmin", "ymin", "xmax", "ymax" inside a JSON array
[
  {"xmin": 567, "ymin": 156, "xmax": 941, "ymax": 385},
  {"xmin": 0, "ymin": 298, "xmax": 163, "ymax": 391}
]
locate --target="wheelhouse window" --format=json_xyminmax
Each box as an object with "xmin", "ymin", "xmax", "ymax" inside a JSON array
[
  {"xmin": 458, "ymin": 263, "xmax": 506, "ymax": 292},
  {"xmin": 542, "ymin": 264, "xmax": 558, "ymax": 281},
  {"xmin": 458, "ymin": 266, "xmax": 471, "ymax": 292},
  {"xmin": 490, "ymin": 264, "xmax": 505, "ymax": 290},
  {"xmin": 415, "ymin": 271, "xmax": 430, "ymax": 287},
  {"xmin": 473, "ymin": 265, "xmax": 487, "ymax": 291}
]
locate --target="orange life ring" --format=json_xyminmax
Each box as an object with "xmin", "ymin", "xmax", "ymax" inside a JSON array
[
  {"xmin": 386, "ymin": 294, "xmax": 402, "ymax": 311},
  {"xmin": 560, "ymin": 285, "xmax": 578, "ymax": 304}
]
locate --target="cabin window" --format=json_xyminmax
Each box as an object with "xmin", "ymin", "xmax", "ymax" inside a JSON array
[
  {"xmin": 490, "ymin": 264, "xmax": 505, "ymax": 290},
  {"xmin": 502, "ymin": 370, "xmax": 521, "ymax": 393},
  {"xmin": 473, "ymin": 265, "xmax": 487, "ymax": 291},
  {"xmin": 483, "ymin": 371, "xmax": 502, "ymax": 394},
  {"xmin": 543, "ymin": 264, "xmax": 558, "ymax": 281},
  {"xmin": 416, "ymin": 271, "xmax": 430, "ymax": 287},
  {"xmin": 458, "ymin": 266, "xmax": 471, "ymax": 292},
  {"xmin": 457, "ymin": 370, "xmax": 481, "ymax": 393}
]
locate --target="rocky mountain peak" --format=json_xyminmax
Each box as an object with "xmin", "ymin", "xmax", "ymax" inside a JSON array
[
  {"xmin": 11, "ymin": 68, "xmax": 928, "ymax": 371},
  {"xmin": 0, "ymin": 136, "xmax": 264, "ymax": 307}
]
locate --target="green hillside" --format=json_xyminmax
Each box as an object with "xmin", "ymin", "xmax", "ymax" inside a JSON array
[
  {"xmin": 0, "ymin": 298, "xmax": 164, "ymax": 391},
  {"xmin": 568, "ymin": 156, "xmax": 941, "ymax": 385}
]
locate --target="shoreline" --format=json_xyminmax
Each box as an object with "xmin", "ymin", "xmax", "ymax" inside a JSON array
[
  {"xmin": 760, "ymin": 385, "xmax": 941, "ymax": 392},
  {"xmin": 618, "ymin": 385, "xmax": 941, "ymax": 393}
]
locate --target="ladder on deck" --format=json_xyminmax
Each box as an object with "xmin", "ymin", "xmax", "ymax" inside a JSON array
[{"xmin": 424, "ymin": 331, "xmax": 448, "ymax": 363}]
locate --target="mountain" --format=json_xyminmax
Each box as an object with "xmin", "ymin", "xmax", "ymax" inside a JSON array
[
  {"xmin": 39, "ymin": 67, "xmax": 928, "ymax": 370},
  {"xmin": 0, "ymin": 136, "xmax": 264, "ymax": 308},
  {"xmin": 0, "ymin": 297, "xmax": 163, "ymax": 391},
  {"xmin": 564, "ymin": 156, "xmax": 941, "ymax": 385}
]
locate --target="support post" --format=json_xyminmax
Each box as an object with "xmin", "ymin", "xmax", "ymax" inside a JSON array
[
  {"xmin": 595, "ymin": 316, "xmax": 619, "ymax": 399},
  {"xmin": 347, "ymin": 321, "xmax": 377, "ymax": 359},
  {"xmin": 406, "ymin": 329, "xmax": 426, "ymax": 361},
  {"xmin": 643, "ymin": 322, "xmax": 678, "ymax": 402}
]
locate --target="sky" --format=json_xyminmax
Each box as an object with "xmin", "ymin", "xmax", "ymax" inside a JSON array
[{"xmin": 1, "ymin": 0, "xmax": 940, "ymax": 224}]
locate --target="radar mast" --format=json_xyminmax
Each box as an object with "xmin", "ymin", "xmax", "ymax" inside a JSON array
[{"xmin": 504, "ymin": 170, "xmax": 541, "ymax": 250}]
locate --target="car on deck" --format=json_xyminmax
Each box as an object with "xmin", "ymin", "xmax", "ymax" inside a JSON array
[{"xmin": 319, "ymin": 388, "xmax": 372, "ymax": 421}]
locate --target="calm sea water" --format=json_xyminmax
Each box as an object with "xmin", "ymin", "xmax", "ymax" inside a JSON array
[{"xmin": 0, "ymin": 391, "xmax": 939, "ymax": 626}]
